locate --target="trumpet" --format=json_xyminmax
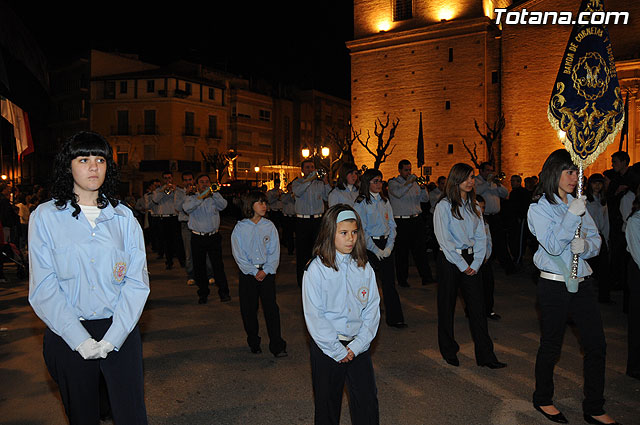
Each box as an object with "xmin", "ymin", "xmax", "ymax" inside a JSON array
[
  {"xmin": 416, "ymin": 176, "xmax": 428, "ymax": 186},
  {"xmin": 493, "ymin": 171, "xmax": 506, "ymax": 184},
  {"xmin": 315, "ymin": 168, "xmax": 327, "ymax": 180},
  {"xmin": 197, "ymin": 183, "xmax": 221, "ymax": 200},
  {"xmin": 163, "ymin": 184, "xmax": 175, "ymax": 195}
]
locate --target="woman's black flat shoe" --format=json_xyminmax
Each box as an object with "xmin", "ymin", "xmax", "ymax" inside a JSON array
[
  {"xmin": 583, "ymin": 414, "xmax": 621, "ymax": 425},
  {"xmin": 534, "ymin": 405, "xmax": 568, "ymax": 423}
]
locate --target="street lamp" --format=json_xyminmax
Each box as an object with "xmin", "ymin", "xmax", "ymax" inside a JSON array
[
  {"xmin": 300, "ymin": 145, "xmax": 330, "ymax": 159},
  {"xmin": 301, "ymin": 147, "xmax": 311, "ymax": 158},
  {"xmin": 254, "ymin": 166, "xmax": 260, "ymax": 186}
]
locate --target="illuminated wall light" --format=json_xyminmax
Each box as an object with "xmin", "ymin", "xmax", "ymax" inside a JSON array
[
  {"xmin": 378, "ymin": 21, "xmax": 391, "ymax": 32},
  {"xmin": 438, "ymin": 8, "xmax": 455, "ymax": 21}
]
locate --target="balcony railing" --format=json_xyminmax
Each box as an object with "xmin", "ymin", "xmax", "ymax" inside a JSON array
[
  {"xmin": 137, "ymin": 125, "xmax": 159, "ymax": 135},
  {"xmin": 182, "ymin": 126, "xmax": 200, "ymax": 137},
  {"xmin": 205, "ymin": 129, "xmax": 223, "ymax": 140}
]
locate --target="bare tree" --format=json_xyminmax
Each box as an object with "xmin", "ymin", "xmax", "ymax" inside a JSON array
[
  {"xmin": 461, "ymin": 138, "xmax": 481, "ymax": 169},
  {"xmin": 325, "ymin": 125, "xmax": 358, "ymax": 178},
  {"xmin": 474, "ymin": 113, "xmax": 505, "ymax": 167},
  {"xmin": 356, "ymin": 114, "xmax": 399, "ymax": 170},
  {"xmin": 201, "ymin": 148, "xmax": 238, "ymax": 182}
]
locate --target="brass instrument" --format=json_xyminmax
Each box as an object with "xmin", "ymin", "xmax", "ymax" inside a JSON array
[
  {"xmin": 163, "ymin": 184, "xmax": 175, "ymax": 195},
  {"xmin": 416, "ymin": 176, "xmax": 428, "ymax": 185},
  {"xmin": 185, "ymin": 184, "xmax": 197, "ymax": 196},
  {"xmin": 197, "ymin": 183, "xmax": 221, "ymax": 200},
  {"xmin": 316, "ymin": 168, "xmax": 327, "ymax": 180},
  {"xmin": 494, "ymin": 171, "xmax": 506, "ymax": 183}
]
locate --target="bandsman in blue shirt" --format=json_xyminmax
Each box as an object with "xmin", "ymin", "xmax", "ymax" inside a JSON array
[
  {"xmin": 292, "ymin": 159, "xmax": 331, "ymax": 286},
  {"xmin": 527, "ymin": 149, "xmax": 618, "ymax": 425},
  {"xmin": 183, "ymin": 174, "xmax": 230, "ymax": 304},
  {"xmin": 388, "ymin": 159, "xmax": 434, "ymax": 287},
  {"xmin": 231, "ymin": 191, "xmax": 287, "ymax": 357},
  {"xmin": 151, "ymin": 171, "xmax": 185, "ymax": 270},
  {"xmin": 433, "ymin": 163, "xmax": 505, "ymax": 370},
  {"xmin": 28, "ymin": 132, "xmax": 150, "ymax": 424},
  {"xmin": 354, "ymin": 168, "xmax": 406, "ymax": 328}
]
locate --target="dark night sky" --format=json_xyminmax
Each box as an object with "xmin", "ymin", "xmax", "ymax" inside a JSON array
[{"xmin": 6, "ymin": 1, "xmax": 354, "ymax": 99}]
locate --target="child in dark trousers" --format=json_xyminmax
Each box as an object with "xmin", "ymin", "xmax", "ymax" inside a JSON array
[
  {"xmin": 302, "ymin": 204, "xmax": 381, "ymax": 425},
  {"xmin": 231, "ymin": 191, "xmax": 287, "ymax": 357}
]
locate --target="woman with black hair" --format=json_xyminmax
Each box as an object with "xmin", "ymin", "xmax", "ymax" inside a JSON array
[
  {"xmin": 354, "ymin": 168, "xmax": 406, "ymax": 328},
  {"xmin": 28, "ymin": 131, "xmax": 150, "ymax": 424},
  {"xmin": 433, "ymin": 163, "xmax": 505, "ymax": 369},
  {"xmin": 528, "ymin": 149, "xmax": 619, "ymax": 425},
  {"xmin": 328, "ymin": 162, "xmax": 359, "ymax": 207}
]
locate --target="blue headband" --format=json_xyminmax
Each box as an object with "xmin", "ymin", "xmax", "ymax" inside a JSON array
[{"xmin": 336, "ymin": 210, "xmax": 357, "ymax": 223}]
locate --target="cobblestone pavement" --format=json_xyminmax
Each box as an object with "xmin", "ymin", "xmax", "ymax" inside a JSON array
[{"xmin": 1, "ymin": 217, "xmax": 639, "ymax": 424}]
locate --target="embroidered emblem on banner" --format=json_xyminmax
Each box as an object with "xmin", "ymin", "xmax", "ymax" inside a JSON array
[
  {"xmin": 357, "ymin": 286, "xmax": 369, "ymax": 304},
  {"xmin": 113, "ymin": 262, "xmax": 127, "ymax": 282}
]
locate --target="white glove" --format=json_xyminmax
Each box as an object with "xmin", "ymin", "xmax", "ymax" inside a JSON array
[
  {"xmin": 570, "ymin": 237, "xmax": 586, "ymax": 254},
  {"xmin": 568, "ymin": 195, "xmax": 587, "ymax": 216},
  {"xmin": 98, "ymin": 340, "xmax": 115, "ymax": 358},
  {"xmin": 382, "ymin": 247, "xmax": 393, "ymax": 258},
  {"xmin": 374, "ymin": 249, "xmax": 384, "ymax": 261},
  {"xmin": 76, "ymin": 338, "xmax": 105, "ymax": 360}
]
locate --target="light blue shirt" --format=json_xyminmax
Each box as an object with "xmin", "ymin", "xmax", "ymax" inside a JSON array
[
  {"xmin": 145, "ymin": 192, "xmax": 159, "ymax": 215},
  {"xmin": 620, "ymin": 190, "xmax": 634, "ymax": 232},
  {"xmin": 292, "ymin": 178, "xmax": 330, "ymax": 215},
  {"xmin": 183, "ymin": 192, "xmax": 227, "ymax": 233},
  {"xmin": 475, "ymin": 175, "xmax": 508, "ymax": 215},
  {"xmin": 388, "ymin": 175, "xmax": 428, "ymax": 216},
  {"xmin": 302, "ymin": 252, "xmax": 380, "ymax": 361},
  {"xmin": 151, "ymin": 187, "xmax": 179, "ymax": 216},
  {"xmin": 328, "ymin": 185, "xmax": 359, "ymax": 207},
  {"xmin": 231, "ymin": 217, "xmax": 280, "ymax": 276},
  {"xmin": 527, "ymin": 193, "xmax": 600, "ymax": 278},
  {"xmin": 174, "ymin": 187, "xmax": 189, "ymax": 222},
  {"xmin": 281, "ymin": 192, "xmax": 296, "ymax": 216},
  {"xmin": 354, "ymin": 193, "xmax": 397, "ymax": 254},
  {"xmin": 433, "ymin": 198, "xmax": 487, "ymax": 272},
  {"xmin": 626, "ymin": 211, "xmax": 640, "ymax": 267},
  {"xmin": 28, "ymin": 200, "xmax": 150, "ymax": 351},
  {"xmin": 586, "ymin": 195, "xmax": 609, "ymax": 243},
  {"xmin": 485, "ymin": 220, "xmax": 493, "ymax": 260},
  {"xmin": 266, "ymin": 188, "xmax": 283, "ymax": 211}
]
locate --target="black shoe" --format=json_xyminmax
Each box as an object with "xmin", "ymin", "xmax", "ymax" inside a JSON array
[
  {"xmin": 583, "ymin": 413, "xmax": 621, "ymax": 425},
  {"xmin": 274, "ymin": 350, "xmax": 288, "ymax": 358},
  {"xmin": 220, "ymin": 295, "xmax": 231, "ymax": 302},
  {"xmin": 488, "ymin": 312, "xmax": 501, "ymax": 321},
  {"xmin": 480, "ymin": 361, "xmax": 507, "ymax": 369},
  {"xmin": 444, "ymin": 356, "xmax": 459, "ymax": 367},
  {"xmin": 251, "ymin": 346, "xmax": 262, "ymax": 354},
  {"xmin": 398, "ymin": 282, "xmax": 410, "ymax": 287},
  {"xmin": 388, "ymin": 322, "xmax": 408, "ymax": 329},
  {"xmin": 533, "ymin": 405, "xmax": 568, "ymax": 423},
  {"xmin": 198, "ymin": 297, "xmax": 207, "ymax": 304}
]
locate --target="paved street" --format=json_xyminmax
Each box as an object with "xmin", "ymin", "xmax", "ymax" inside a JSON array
[{"xmin": 1, "ymin": 216, "xmax": 639, "ymax": 424}]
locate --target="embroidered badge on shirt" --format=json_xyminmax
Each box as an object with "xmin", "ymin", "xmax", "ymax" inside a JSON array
[
  {"xmin": 384, "ymin": 212, "xmax": 389, "ymax": 221},
  {"xmin": 113, "ymin": 262, "xmax": 127, "ymax": 282},
  {"xmin": 357, "ymin": 286, "xmax": 369, "ymax": 304}
]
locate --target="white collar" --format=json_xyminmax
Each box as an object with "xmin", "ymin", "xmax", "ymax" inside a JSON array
[{"xmin": 370, "ymin": 191, "xmax": 381, "ymax": 200}]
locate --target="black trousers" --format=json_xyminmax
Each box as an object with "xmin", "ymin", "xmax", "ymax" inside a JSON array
[
  {"xmin": 191, "ymin": 232, "xmax": 229, "ymax": 300},
  {"xmin": 480, "ymin": 257, "xmax": 495, "ymax": 315},
  {"xmin": 310, "ymin": 340, "xmax": 379, "ymax": 425},
  {"xmin": 238, "ymin": 272, "xmax": 286, "ymax": 355},
  {"xmin": 393, "ymin": 216, "xmax": 433, "ymax": 284},
  {"xmin": 485, "ymin": 214, "xmax": 516, "ymax": 274},
  {"xmin": 587, "ymin": 235, "xmax": 612, "ymax": 302},
  {"xmin": 367, "ymin": 238, "xmax": 404, "ymax": 326},
  {"xmin": 150, "ymin": 215, "xmax": 161, "ymax": 254},
  {"xmin": 436, "ymin": 251, "xmax": 497, "ymax": 364},
  {"xmin": 282, "ymin": 215, "xmax": 295, "ymax": 255},
  {"xmin": 627, "ymin": 260, "xmax": 640, "ymax": 375},
  {"xmin": 532, "ymin": 277, "xmax": 607, "ymax": 416},
  {"xmin": 159, "ymin": 216, "xmax": 184, "ymax": 267},
  {"xmin": 268, "ymin": 210, "xmax": 284, "ymax": 234},
  {"xmin": 507, "ymin": 217, "xmax": 527, "ymax": 265},
  {"xmin": 295, "ymin": 216, "xmax": 321, "ymax": 286},
  {"xmin": 43, "ymin": 319, "xmax": 147, "ymax": 425}
]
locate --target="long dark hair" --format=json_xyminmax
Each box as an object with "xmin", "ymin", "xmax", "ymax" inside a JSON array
[
  {"xmin": 355, "ymin": 168, "xmax": 386, "ymax": 204},
  {"xmin": 585, "ymin": 173, "xmax": 606, "ymax": 205},
  {"xmin": 333, "ymin": 162, "xmax": 358, "ymax": 191},
  {"xmin": 441, "ymin": 163, "xmax": 480, "ymax": 220},
  {"xmin": 534, "ymin": 149, "xmax": 578, "ymax": 205},
  {"xmin": 312, "ymin": 204, "xmax": 368, "ymax": 270},
  {"xmin": 242, "ymin": 190, "xmax": 268, "ymax": 219},
  {"xmin": 52, "ymin": 131, "xmax": 120, "ymax": 218}
]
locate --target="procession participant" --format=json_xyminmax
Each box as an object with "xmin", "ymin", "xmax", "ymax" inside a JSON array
[
  {"xmin": 266, "ymin": 177, "xmax": 284, "ymax": 233},
  {"xmin": 429, "ymin": 176, "xmax": 446, "ymax": 214},
  {"xmin": 328, "ymin": 162, "xmax": 359, "ymax": 207},
  {"xmin": 354, "ymin": 168, "xmax": 406, "ymax": 328},
  {"xmin": 175, "ymin": 171, "xmax": 196, "ymax": 285},
  {"xmin": 388, "ymin": 159, "xmax": 434, "ymax": 287},
  {"xmin": 475, "ymin": 162, "xmax": 516, "ymax": 274},
  {"xmin": 292, "ymin": 159, "xmax": 331, "ymax": 287},
  {"xmin": 302, "ymin": 204, "xmax": 380, "ymax": 424},
  {"xmin": 507, "ymin": 174, "xmax": 532, "ymax": 265},
  {"xmin": 231, "ymin": 191, "xmax": 287, "ymax": 357},
  {"xmin": 183, "ymin": 174, "xmax": 231, "ymax": 304},
  {"xmin": 625, "ymin": 190, "xmax": 640, "ymax": 381},
  {"xmin": 528, "ymin": 149, "xmax": 618, "ymax": 425},
  {"xmin": 433, "ymin": 163, "xmax": 505, "ymax": 369},
  {"xmin": 281, "ymin": 183, "xmax": 296, "ymax": 255},
  {"xmin": 151, "ymin": 171, "xmax": 185, "ymax": 270},
  {"xmin": 28, "ymin": 131, "xmax": 150, "ymax": 424},
  {"xmin": 585, "ymin": 173, "xmax": 612, "ymax": 304}
]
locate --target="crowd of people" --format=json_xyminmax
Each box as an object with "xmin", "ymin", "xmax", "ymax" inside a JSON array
[{"xmin": 13, "ymin": 130, "xmax": 636, "ymax": 424}]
